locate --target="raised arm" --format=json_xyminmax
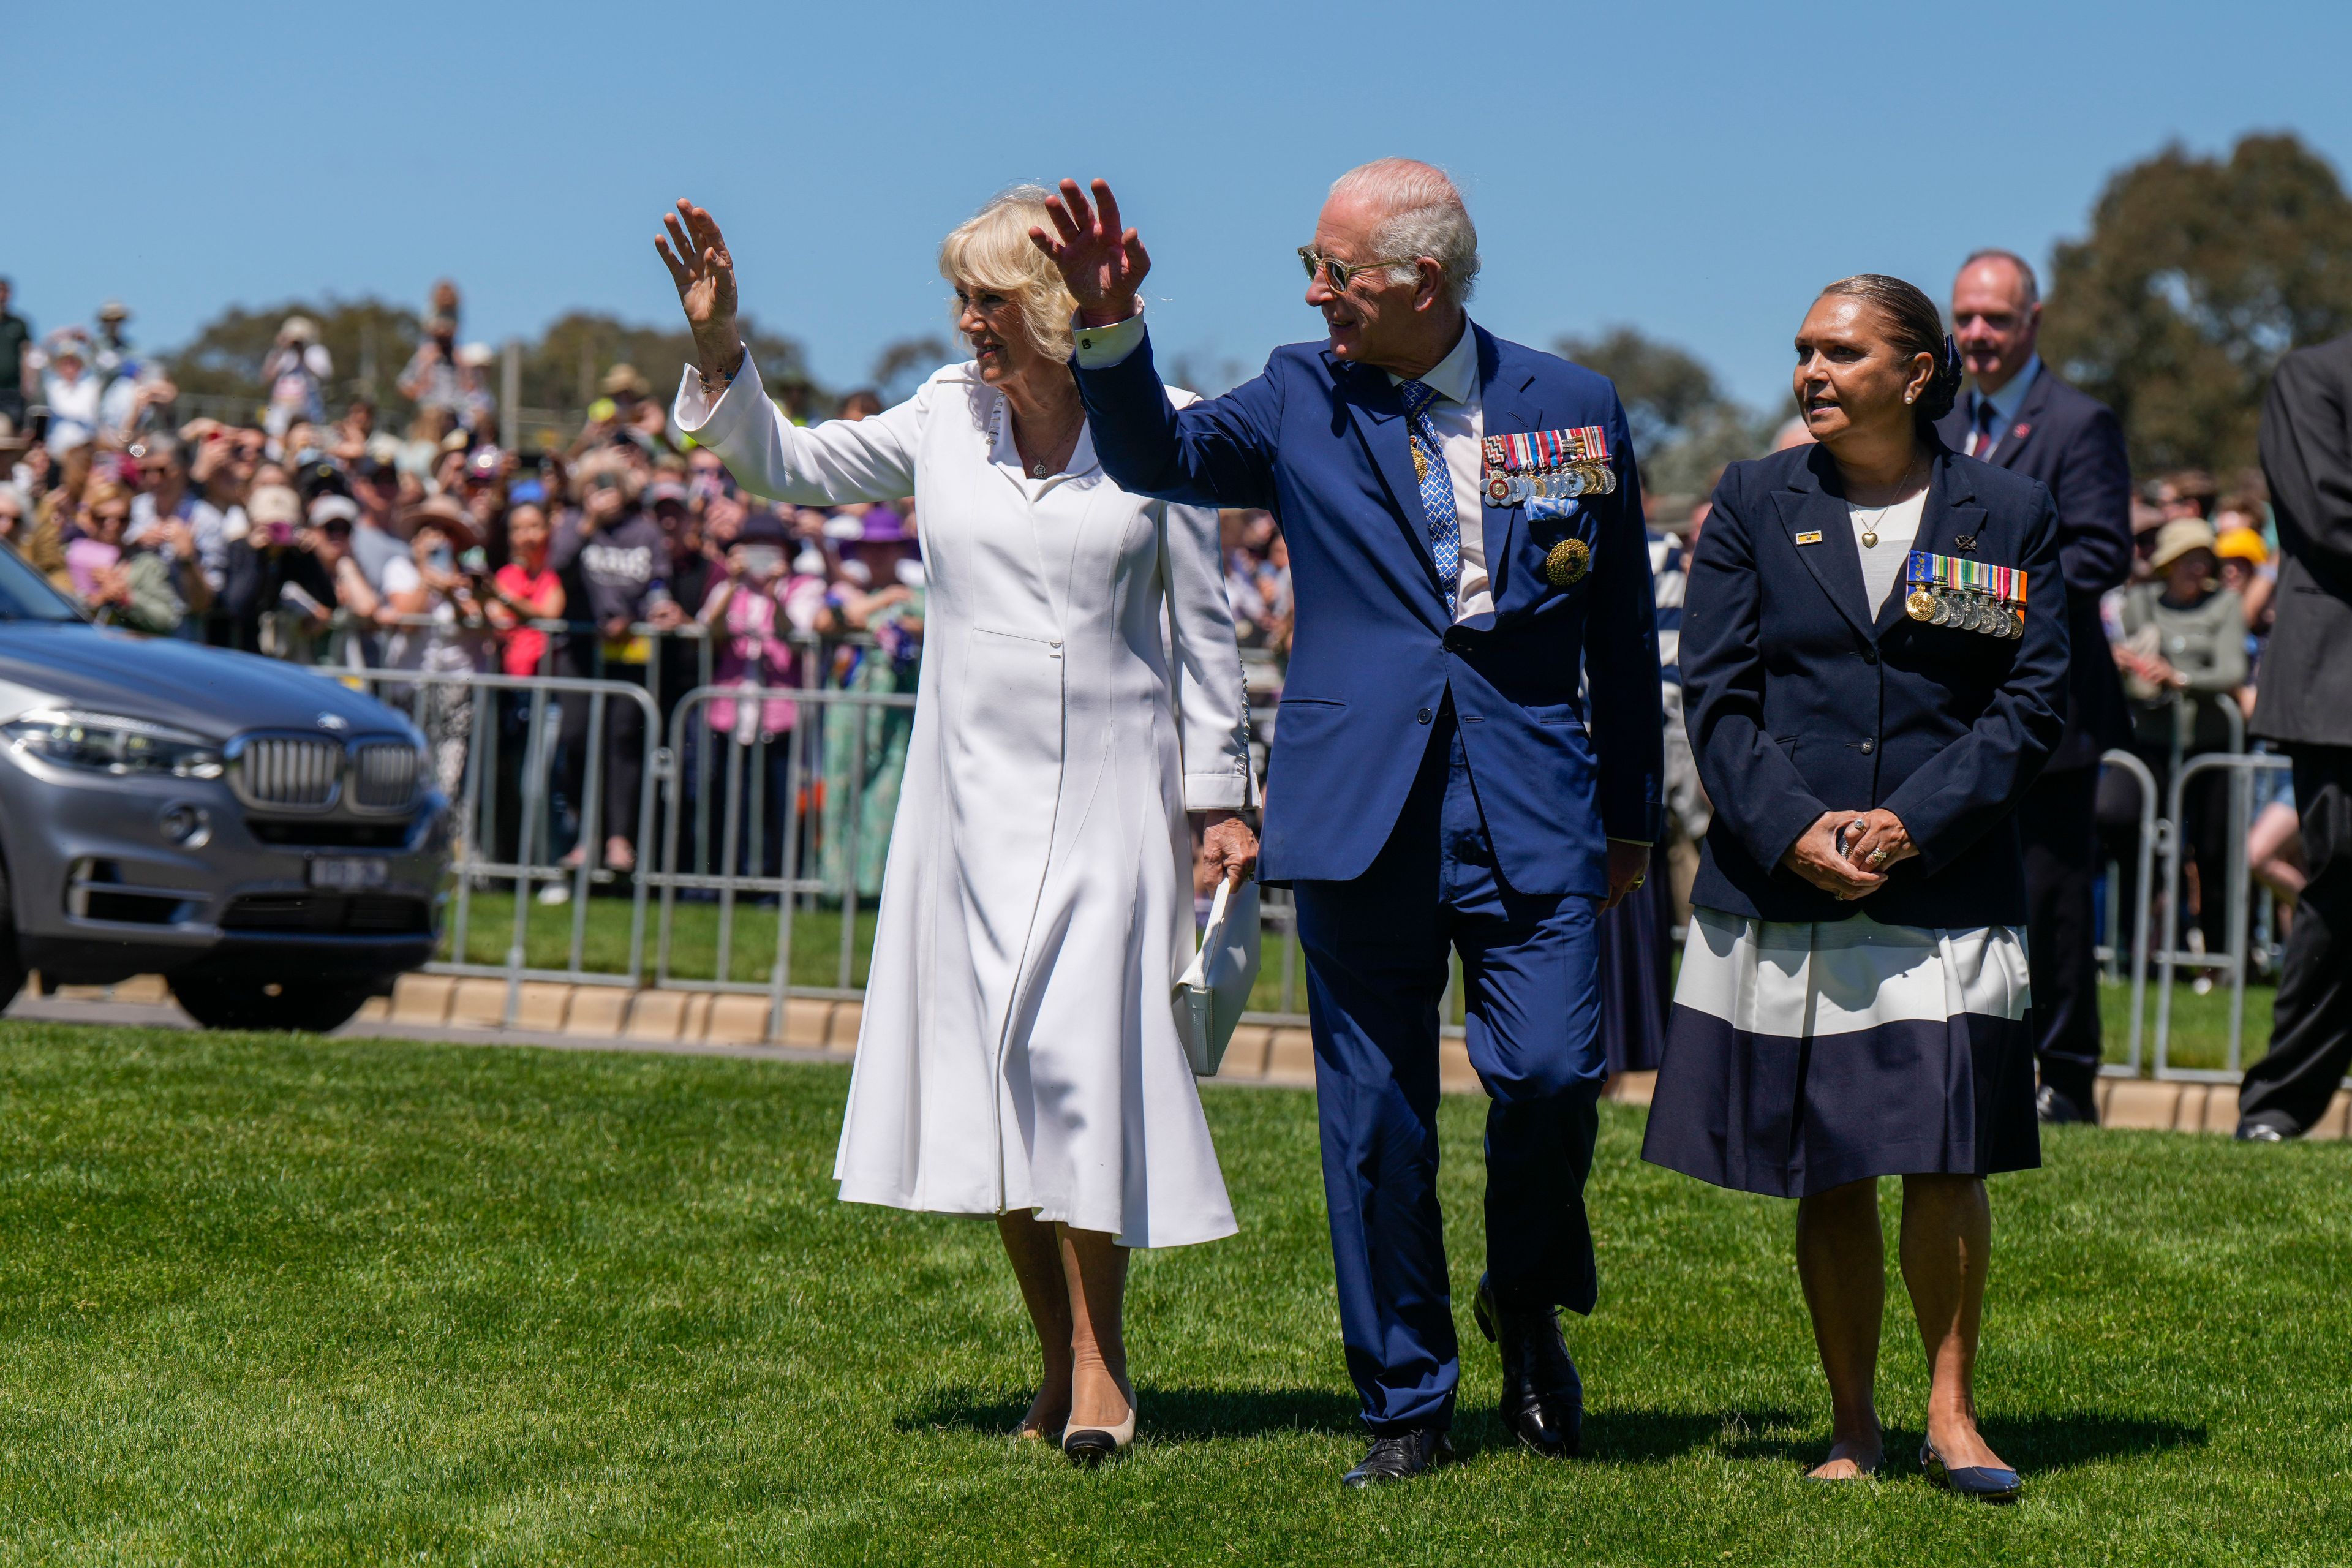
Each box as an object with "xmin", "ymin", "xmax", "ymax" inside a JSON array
[
  {"xmin": 658, "ymin": 198, "xmax": 921, "ymax": 503},
  {"xmin": 1028, "ymin": 179, "xmax": 1282, "ymax": 509}
]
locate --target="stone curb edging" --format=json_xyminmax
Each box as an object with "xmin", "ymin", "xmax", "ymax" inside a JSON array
[{"xmin": 34, "ymin": 973, "xmax": 2351, "ymax": 1136}]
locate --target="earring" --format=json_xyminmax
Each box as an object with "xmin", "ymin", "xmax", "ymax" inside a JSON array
[{"xmin": 1905, "ymin": 392, "xmax": 1916, "ymax": 404}]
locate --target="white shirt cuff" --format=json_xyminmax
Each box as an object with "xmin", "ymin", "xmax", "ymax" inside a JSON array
[
  {"xmin": 672, "ymin": 346, "xmax": 753, "ymax": 435},
  {"xmin": 1071, "ymin": 306, "xmax": 1148, "ymax": 369}
]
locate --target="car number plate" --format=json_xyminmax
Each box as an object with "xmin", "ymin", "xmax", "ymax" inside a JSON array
[{"xmin": 308, "ymin": 856, "xmax": 390, "ymax": 891}]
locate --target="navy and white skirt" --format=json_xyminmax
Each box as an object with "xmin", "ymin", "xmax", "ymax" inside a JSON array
[{"xmin": 1640, "ymin": 908, "xmax": 2041, "ymax": 1199}]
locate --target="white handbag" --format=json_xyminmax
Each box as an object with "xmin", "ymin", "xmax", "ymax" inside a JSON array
[{"xmin": 1174, "ymin": 876, "xmax": 1261, "ymax": 1077}]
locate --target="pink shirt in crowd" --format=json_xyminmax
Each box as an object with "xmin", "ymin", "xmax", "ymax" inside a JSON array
[{"xmin": 701, "ymin": 573, "xmax": 826, "ymax": 739}]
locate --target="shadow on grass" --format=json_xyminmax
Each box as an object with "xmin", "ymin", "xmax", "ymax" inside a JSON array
[
  {"xmin": 1580, "ymin": 1408, "xmax": 2206, "ymax": 1475},
  {"xmin": 902, "ymin": 1389, "xmax": 2206, "ymax": 1480},
  {"xmin": 899, "ymin": 1384, "xmax": 1363, "ymax": 1440}
]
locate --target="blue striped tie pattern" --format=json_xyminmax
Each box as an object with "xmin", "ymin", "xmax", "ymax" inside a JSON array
[{"xmin": 1397, "ymin": 379, "xmax": 1459, "ymax": 617}]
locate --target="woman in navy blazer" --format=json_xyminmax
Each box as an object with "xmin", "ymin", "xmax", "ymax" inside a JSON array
[{"xmin": 1643, "ymin": 276, "xmax": 2067, "ymax": 1498}]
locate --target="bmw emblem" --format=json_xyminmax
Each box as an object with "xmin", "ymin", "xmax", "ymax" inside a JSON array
[{"xmin": 316, "ymin": 712, "xmax": 349, "ymax": 732}]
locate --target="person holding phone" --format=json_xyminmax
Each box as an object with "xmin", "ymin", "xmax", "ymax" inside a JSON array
[{"xmin": 697, "ymin": 511, "xmax": 824, "ymax": 878}]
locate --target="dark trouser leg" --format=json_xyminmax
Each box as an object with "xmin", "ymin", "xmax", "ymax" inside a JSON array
[
  {"xmin": 1294, "ymin": 733, "xmax": 1456, "ymax": 1435},
  {"xmin": 2020, "ymin": 766, "xmax": 2103, "ymax": 1115},
  {"xmin": 2239, "ymin": 746, "xmax": 2352, "ymax": 1133},
  {"xmin": 1464, "ymin": 892, "xmax": 1604, "ymax": 1314},
  {"xmin": 602, "ymin": 666, "xmax": 649, "ymax": 852}
]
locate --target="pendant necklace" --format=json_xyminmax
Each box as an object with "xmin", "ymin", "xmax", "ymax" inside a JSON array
[{"xmin": 1852, "ymin": 455, "xmax": 1924, "ymax": 548}]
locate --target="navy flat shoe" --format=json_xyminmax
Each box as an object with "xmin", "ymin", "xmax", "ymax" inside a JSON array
[{"xmin": 1920, "ymin": 1439, "xmax": 2021, "ymax": 1501}]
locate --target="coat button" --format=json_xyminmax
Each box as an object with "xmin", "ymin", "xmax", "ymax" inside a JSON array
[
  {"xmin": 1417, "ymin": 707, "xmax": 1434, "ymax": 725},
  {"xmin": 1860, "ymin": 739, "xmax": 1875, "ymax": 754},
  {"xmin": 1862, "ymin": 647, "xmax": 1879, "ymax": 666}
]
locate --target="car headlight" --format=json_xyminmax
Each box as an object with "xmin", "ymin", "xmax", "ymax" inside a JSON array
[{"xmin": 4, "ymin": 709, "xmax": 225, "ymax": 779}]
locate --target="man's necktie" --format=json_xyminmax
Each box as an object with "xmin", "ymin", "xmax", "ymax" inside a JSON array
[
  {"xmin": 1971, "ymin": 396, "xmax": 2001, "ymax": 459},
  {"xmin": 1398, "ymin": 379, "xmax": 1459, "ymax": 616}
]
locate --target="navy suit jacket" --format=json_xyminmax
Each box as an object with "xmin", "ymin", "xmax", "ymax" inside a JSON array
[
  {"xmin": 1681, "ymin": 441, "xmax": 2068, "ymax": 927},
  {"xmin": 1934, "ymin": 369, "xmax": 2133, "ymax": 771},
  {"xmin": 1074, "ymin": 322, "xmax": 1664, "ymax": 896}
]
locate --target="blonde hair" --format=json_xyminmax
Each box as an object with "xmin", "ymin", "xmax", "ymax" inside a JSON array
[{"xmin": 937, "ymin": 185, "xmax": 1079, "ymax": 363}]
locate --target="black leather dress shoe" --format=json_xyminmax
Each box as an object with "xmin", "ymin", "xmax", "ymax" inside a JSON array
[
  {"xmin": 1341, "ymin": 1427, "xmax": 1453, "ymax": 1488},
  {"xmin": 1473, "ymin": 1273, "xmax": 1583, "ymax": 1458},
  {"xmin": 2035, "ymin": 1084, "xmax": 2097, "ymax": 1125}
]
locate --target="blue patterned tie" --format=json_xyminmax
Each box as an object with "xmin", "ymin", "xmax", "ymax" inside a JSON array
[{"xmin": 1397, "ymin": 379, "xmax": 1460, "ymax": 617}]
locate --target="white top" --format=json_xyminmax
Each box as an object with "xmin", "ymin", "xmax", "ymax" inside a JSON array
[
  {"xmin": 1964, "ymin": 353, "xmax": 2041, "ymax": 459},
  {"xmin": 1850, "ymin": 489, "xmax": 1928, "ymax": 617},
  {"xmin": 673, "ymin": 352, "xmax": 1254, "ymax": 1249},
  {"xmin": 1073, "ymin": 307, "xmax": 1493, "ymax": 621}
]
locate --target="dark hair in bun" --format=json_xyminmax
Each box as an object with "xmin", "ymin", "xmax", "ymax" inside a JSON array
[{"xmin": 1817, "ymin": 273, "xmax": 1964, "ymax": 435}]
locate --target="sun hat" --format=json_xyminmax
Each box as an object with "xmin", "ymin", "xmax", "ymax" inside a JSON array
[
  {"xmin": 2149, "ymin": 518, "xmax": 2220, "ymax": 572},
  {"xmin": 2214, "ymin": 527, "xmax": 2267, "ymax": 567}
]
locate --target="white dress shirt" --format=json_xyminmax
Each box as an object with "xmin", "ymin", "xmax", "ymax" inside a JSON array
[
  {"xmin": 1964, "ymin": 353, "xmax": 2040, "ymax": 460},
  {"xmin": 1074, "ymin": 308, "xmax": 1493, "ymax": 622}
]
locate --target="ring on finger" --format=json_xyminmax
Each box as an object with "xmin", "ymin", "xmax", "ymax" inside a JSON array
[{"xmin": 1868, "ymin": 847, "xmax": 1889, "ymax": 867}]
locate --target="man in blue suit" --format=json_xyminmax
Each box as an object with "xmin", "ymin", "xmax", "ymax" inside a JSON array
[{"xmin": 1031, "ymin": 162, "xmax": 1662, "ymax": 1486}]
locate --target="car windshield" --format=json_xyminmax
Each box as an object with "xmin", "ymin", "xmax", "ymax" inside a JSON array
[{"xmin": 0, "ymin": 540, "xmax": 86, "ymax": 623}]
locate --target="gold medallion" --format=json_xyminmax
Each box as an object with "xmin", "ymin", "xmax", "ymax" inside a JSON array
[
  {"xmin": 1905, "ymin": 588, "xmax": 1937, "ymax": 621},
  {"xmin": 1545, "ymin": 538, "xmax": 1591, "ymax": 587},
  {"xmin": 1411, "ymin": 444, "xmax": 1429, "ymax": 483}
]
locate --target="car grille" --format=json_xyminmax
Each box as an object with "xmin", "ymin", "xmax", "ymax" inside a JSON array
[
  {"xmin": 349, "ymin": 740, "xmax": 422, "ymax": 812},
  {"xmin": 219, "ymin": 893, "xmax": 432, "ymax": 935},
  {"xmin": 233, "ymin": 736, "xmax": 342, "ymax": 809},
  {"xmin": 228, "ymin": 733, "xmax": 422, "ymax": 815}
]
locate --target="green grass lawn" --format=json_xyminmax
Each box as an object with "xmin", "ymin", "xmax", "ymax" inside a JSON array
[{"xmin": 1, "ymin": 1020, "xmax": 2348, "ymax": 1564}]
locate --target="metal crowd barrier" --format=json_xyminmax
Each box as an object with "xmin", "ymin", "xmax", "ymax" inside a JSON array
[{"xmin": 299, "ymin": 644, "xmax": 2313, "ymax": 1066}]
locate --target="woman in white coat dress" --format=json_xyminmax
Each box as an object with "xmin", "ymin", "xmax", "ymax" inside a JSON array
[{"xmin": 657, "ymin": 191, "xmax": 1261, "ymax": 1464}]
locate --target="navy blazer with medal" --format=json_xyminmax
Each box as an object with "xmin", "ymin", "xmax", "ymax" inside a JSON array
[
  {"xmin": 1680, "ymin": 439, "xmax": 2068, "ymax": 929},
  {"xmin": 1073, "ymin": 320, "xmax": 1664, "ymax": 896}
]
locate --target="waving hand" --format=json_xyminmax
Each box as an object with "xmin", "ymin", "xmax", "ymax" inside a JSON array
[
  {"xmin": 655, "ymin": 199, "xmax": 744, "ymax": 383},
  {"xmin": 1027, "ymin": 178, "xmax": 1152, "ymax": 329}
]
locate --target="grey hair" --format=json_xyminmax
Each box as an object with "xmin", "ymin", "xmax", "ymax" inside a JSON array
[
  {"xmin": 1327, "ymin": 159, "xmax": 1480, "ymax": 307},
  {"xmin": 1961, "ymin": 247, "xmax": 2040, "ymax": 306}
]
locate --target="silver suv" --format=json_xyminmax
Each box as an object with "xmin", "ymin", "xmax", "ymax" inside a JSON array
[{"xmin": 0, "ymin": 543, "xmax": 449, "ymax": 1031}]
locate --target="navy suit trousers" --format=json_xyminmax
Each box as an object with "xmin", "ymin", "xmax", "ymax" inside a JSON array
[{"xmin": 1292, "ymin": 695, "xmax": 1604, "ymax": 1434}]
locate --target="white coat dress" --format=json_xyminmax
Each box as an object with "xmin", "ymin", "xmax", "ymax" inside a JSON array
[{"xmin": 674, "ymin": 356, "xmax": 1257, "ymax": 1248}]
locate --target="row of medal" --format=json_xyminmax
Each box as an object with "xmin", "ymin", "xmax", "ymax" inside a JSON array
[
  {"xmin": 1481, "ymin": 427, "xmax": 1618, "ymax": 505},
  {"xmin": 1904, "ymin": 551, "xmax": 2027, "ymax": 639}
]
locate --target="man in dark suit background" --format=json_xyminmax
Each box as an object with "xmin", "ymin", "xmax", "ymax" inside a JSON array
[
  {"xmin": 1937, "ymin": 250, "xmax": 2135, "ymax": 1125},
  {"xmin": 2236, "ymin": 334, "xmax": 2352, "ymax": 1139}
]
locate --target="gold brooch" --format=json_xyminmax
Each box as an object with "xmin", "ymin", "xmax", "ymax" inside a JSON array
[{"xmin": 1545, "ymin": 538, "xmax": 1591, "ymax": 587}]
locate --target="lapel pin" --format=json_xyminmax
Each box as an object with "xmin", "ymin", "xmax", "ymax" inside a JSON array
[
  {"xmin": 1953, "ymin": 534, "xmax": 1977, "ymax": 553},
  {"xmin": 2012, "ymin": 423, "xmax": 2030, "ymax": 440},
  {"xmin": 1795, "ymin": 530, "xmax": 1823, "ymax": 546}
]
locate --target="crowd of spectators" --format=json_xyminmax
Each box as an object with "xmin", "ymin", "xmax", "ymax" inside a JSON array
[
  {"xmin": 0, "ymin": 277, "xmax": 929, "ymax": 901},
  {"xmin": 0, "ymin": 270, "xmax": 2294, "ymax": 960}
]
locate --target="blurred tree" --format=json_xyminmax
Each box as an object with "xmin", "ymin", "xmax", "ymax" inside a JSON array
[
  {"xmin": 165, "ymin": 298, "xmax": 420, "ymax": 423},
  {"xmin": 521, "ymin": 311, "xmax": 817, "ymax": 424},
  {"xmin": 2044, "ymin": 133, "xmax": 2352, "ymax": 474},
  {"xmin": 869, "ymin": 336, "xmax": 950, "ymax": 405},
  {"xmin": 1555, "ymin": 326, "xmax": 1770, "ymax": 500}
]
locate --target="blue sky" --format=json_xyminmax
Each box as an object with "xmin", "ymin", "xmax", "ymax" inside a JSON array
[{"xmin": 15, "ymin": 1, "xmax": 2352, "ymax": 415}]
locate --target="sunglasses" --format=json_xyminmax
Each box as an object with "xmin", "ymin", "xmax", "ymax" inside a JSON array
[
  {"xmin": 588, "ymin": 473, "xmax": 625, "ymax": 492},
  {"xmin": 1297, "ymin": 247, "xmax": 1418, "ymax": 292}
]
